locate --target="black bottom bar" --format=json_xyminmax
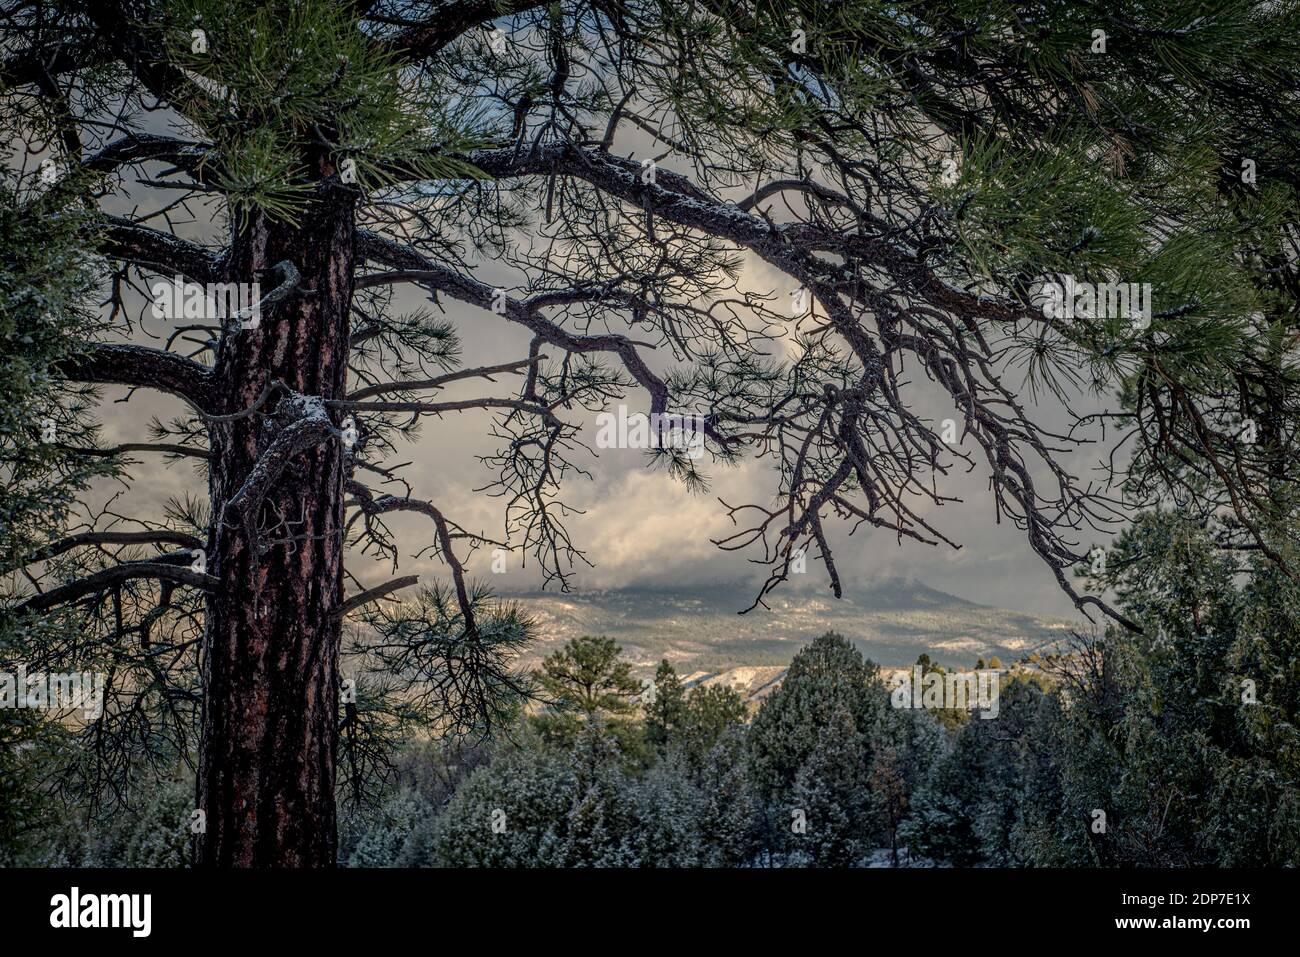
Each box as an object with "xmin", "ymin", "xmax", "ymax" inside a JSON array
[{"xmin": 0, "ymin": 867, "xmax": 1289, "ymax": 943}]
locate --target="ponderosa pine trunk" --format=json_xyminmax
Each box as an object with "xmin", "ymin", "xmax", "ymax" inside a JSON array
[{"xmin": 197, "ymin": 180, "xmax": 355, "ymax": 867}]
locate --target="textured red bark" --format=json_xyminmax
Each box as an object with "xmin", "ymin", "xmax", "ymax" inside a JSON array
[{"xmin": 197, "ymin": 189, "xmax": 355, "ymax": 867}]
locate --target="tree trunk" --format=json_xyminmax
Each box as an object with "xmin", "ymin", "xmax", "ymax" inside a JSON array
[{"xmin": 197, "ymin": 186, "xmax": 355, "ymax": 867}]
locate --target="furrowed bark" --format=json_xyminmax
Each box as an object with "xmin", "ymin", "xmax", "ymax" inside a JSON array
[{"xmin": 197, "ymin": 182, "xmax": 355, "ymax": 868}]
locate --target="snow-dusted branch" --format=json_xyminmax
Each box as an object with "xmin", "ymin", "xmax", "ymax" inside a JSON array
[
  {"xmin": 55, "ymin": 342, "xmax": 216, "ymax": 409},
  {"xmin": 98, "ymin": 215, "xmax": 224, "ymax": 284},
  {"xmin": 221, "ymin": 396, "xmax": 335, "ymax": 544}
]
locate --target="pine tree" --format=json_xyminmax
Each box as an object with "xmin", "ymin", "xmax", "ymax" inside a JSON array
[
  {"xmin": 789, "ymin": 708, "xmax": 873, "ymax": 867},
  {"xmin": 534, "ymin": 635, "xmax": 645, "ymax": 757},
  {"xmin": 644, "ymin": 658, "xmax": 686, "ymax": 752},
  {"xmin": 870, "ymin": 745, "xmax": 908, "ymax": 867},
  {"xmin": 750, "ymin": 633, "xmax": 883, "ymax": 804},
  {"xmin": 696, "ymin": 728, "xmax": 763, "ymax": 867},
  {"xmin": 681, "ymin": 685, "xmax": 747, "ymax": 764}
]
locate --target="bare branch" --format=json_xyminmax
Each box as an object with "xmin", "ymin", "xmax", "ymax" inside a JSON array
[
  {"xmin": 21, "ymin": 530, "xmax": 203, "ymax": 566},
  {"xmin": 14, "ymin": 562, "xmax": 215, "ymax": 614},
  {"xmin": 345, "ymin": 357, "xmax": 538, "ymax": 402},
  {"xmin": 55, "ymin": 343, "xmax": 216, "ymax": 409},
  {"xmin": 63, "ymin": 442, "xmax": 211, "ymax": 461},
  {"xmin": 337, "ymin": 575, "xmax": 420, "ymax": 618},
  {"xmin": 97, "ymin": 215, "xmax": 224, "ymax": 283},
  {"xmin": 383, "ymin": 0, "xmax": 549, "ymax": 60}
]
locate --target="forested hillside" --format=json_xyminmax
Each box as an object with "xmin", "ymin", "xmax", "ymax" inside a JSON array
[{"xmin": 7, "ymin": 509, "xmax": 1296, "ymax": 867}]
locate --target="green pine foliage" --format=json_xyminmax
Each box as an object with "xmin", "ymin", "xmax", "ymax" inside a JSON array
[
  {"xmin": 905, "ymin": 510, "xmax": 1300, "ymax": 868},
  {"xmin": 0, "ymin": 163, "xmax": 120, "ymax": 863}
]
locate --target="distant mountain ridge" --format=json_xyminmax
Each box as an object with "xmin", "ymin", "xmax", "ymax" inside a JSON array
[{"xmin": 501, "ymin": 576, "xmax": 1077, "ymax": 675}]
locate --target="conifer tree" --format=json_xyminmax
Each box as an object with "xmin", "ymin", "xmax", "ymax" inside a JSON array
[
  {"xmin": 644, "ymin": 658, "xmax": 686, "ymax": 752},
  {"xmin": 534, "ymin": 635, "xmax": 644, "ymax": 750}
]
